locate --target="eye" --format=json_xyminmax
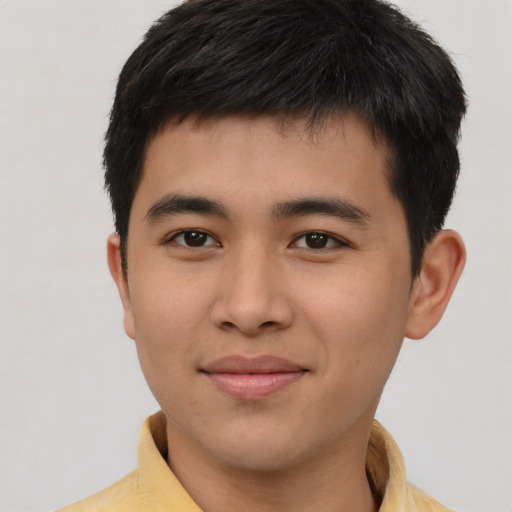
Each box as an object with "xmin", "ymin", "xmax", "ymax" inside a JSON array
[
  {"xmin": 167, "ymin": 230, "xmax": 219, "ymax": 248},
  {"xmin": 292, "ymin": 231, "xmax": 348, "ymax": 249}
]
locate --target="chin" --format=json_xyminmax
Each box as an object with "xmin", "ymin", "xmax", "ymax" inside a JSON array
[
  {"xmin": 201, "ymin": 422, "xmax": 320, "ymax": 474},
  {"xmin": 215, "ymin": 443, "xmax": 303, "ymax": 473}
]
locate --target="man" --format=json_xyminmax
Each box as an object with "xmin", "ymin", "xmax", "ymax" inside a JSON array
[{"xmin": 59, "ymin": 0, "xmax": 466, "ymax": 510}]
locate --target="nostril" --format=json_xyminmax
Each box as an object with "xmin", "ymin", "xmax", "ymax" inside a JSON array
[
  {"xmin": 217, "ymin": 319, "xmax": 281, "ymax": 335},
  {"xmin": 220, "ymin": 321, "xmax": 236, "ymax": 330},
  {"xmin": 210, "ymin": 293, "xmax": 294, "ymax": 334}
]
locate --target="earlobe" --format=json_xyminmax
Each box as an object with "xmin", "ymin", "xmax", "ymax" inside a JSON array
[
  {"xmin": 107, "ymin": 233, "xmax": 136, "ymax": 340},
  {"xmin": 405, "ymin": 230, "xmax": 466, "ymax": 340}
]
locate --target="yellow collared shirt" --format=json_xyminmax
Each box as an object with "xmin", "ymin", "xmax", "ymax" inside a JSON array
[{"xmin": 58, "ymin": 412, "xmax": 455, "ymax": 511}]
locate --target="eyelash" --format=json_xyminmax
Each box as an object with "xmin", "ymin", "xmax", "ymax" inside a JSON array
[
  {"xmin": 291, "ymin": 231, "xmax": 350, "ymax": 250},
  {"xmin": 164, "ymin": 229, "xmax": 220, "ymax": 248},
  {"xmin": 164, "ymin": 229, "xmax": 349, "ymax": 250}
]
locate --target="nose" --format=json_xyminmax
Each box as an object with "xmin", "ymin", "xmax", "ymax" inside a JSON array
[{"xmin": 210, "ymin": 247, "xmax": 294, "ymax": 336}]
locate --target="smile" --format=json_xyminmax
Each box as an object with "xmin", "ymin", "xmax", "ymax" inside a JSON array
[{"xmin": 201, "ymin": 356, "xmax": 307, "ymax": 400}]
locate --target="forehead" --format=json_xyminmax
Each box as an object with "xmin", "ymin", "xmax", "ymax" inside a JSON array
[
  {"xmin": 140, "ymin": 114, "xmax": 391, "ymax": 193},
  {"xmin": 129, "ymin": 113, "xmax": 401, "ymax": 232}
]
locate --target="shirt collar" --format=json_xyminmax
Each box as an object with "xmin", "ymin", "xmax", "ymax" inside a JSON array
[
  {"xmin": 137, "ymin": 412, "xmax": 202, "ymax": 510},
  {"xmin": 138, "ymin": 412, "xmax": 411, "ymax": 511},
  {"xmin": 366, "ymin": 419, "xmax": 417, "ymax": 510}
]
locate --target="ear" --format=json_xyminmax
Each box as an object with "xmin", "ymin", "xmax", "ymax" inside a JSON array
[
  {"xmin": 405, "ymin": 229, "xmax": 466, "ymax": 340},
  {"xmin": 107, "ymin": 233, "xmax": 136, "ymax": 340}
]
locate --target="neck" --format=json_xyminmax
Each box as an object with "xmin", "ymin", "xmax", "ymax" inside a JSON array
[{"xmin": 166, "ymin": 422, "xmax": 379, "ymax": 512}]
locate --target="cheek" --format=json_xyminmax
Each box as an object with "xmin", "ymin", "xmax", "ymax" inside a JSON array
[
  {"xmin": 128, "ymin": 269, "xmax": 213, "ymax": 395},
  {"xmin": 302, "ymin": 266, "xmax": 410, "ymax": 379},
  {"xmin": 130, "ymin": 261, "xmax": 213, "ymax": 336}
]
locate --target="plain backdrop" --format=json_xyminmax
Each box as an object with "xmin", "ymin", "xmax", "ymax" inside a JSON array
[{"xmin": 1, "ymin": 1, "xmax": 511, "ymax": 511}]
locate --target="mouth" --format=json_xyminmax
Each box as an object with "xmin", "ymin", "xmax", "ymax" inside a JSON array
[{"xmin": 201, "ymin": 355, "xmax": 308, "ymax": 400}]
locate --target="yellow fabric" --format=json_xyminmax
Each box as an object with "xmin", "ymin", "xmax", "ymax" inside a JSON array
[{"xmin": 58, "ymin": 412, "xmax": 455, "ymax": 512}]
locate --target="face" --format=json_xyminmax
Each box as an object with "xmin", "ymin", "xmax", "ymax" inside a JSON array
[{"xmin": 113, "ymin": 114, "xmax": 418, "ymax": 472}]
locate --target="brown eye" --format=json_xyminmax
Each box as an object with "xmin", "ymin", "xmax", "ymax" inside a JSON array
[
  {"xmin": 184, "ymin": 231, "xmax": 208, "ymax": 246},
  {"xmin": 293, "ymin": 231, "xmax": 347, "ymax": 250},
  {"xmin": 170, "ymin": 230, "xmax": 218, "ymax": 248},
  {"xmin": 305, "ymin": 233, "xmax": 328, "ymax": 249}
]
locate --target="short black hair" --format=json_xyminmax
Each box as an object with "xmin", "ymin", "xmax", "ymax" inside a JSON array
[{"xmin": 104, "ymin": 0, "xmax": 466, "ymax": 276}]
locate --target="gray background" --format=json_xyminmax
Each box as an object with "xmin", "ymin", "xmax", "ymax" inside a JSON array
[{"xmin": 1, "ymin": 1, "xmax": 511, "ymax": 510}]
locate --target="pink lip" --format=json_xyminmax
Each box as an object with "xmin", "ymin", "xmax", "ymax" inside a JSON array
[{"xmin": 201, "ymin": 356, "xmax": 307, "ymax": 400}]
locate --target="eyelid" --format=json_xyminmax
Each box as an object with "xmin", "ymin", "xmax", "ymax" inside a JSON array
[
  {"xmin": 163, "ymin": 229, "xmax": 221, "ymax": 248},
  {"xmin": 291, "ymin": 231, "xmax": 351, "ymax": 249}
]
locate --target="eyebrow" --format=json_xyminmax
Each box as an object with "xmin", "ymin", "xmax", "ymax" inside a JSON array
[
  {"xmin": 145, "ymin": 193, "xmax": 228, "ymax": 222},
  {"xmin": 272, "ymin": 197, "xmax": 371, "ymax": 226},
  {"xmin": 145, "ymin": 193, "xmax": 370, "ymax": 227}
]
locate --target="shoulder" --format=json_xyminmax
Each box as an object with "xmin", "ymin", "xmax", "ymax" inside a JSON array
[{"xmin": 57, "ymin": 470, "xmax": 143, "ymax": 512}]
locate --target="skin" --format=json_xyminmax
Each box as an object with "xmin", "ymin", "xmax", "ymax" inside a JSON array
[{"xmin": 108, "ymin": 114, "xmax": 465, "ymax": 512}]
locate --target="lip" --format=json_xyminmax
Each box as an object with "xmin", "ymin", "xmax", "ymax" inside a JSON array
[{"xmin": 201, "ymin": 356, "xmax": 307, "ymax": 400}]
